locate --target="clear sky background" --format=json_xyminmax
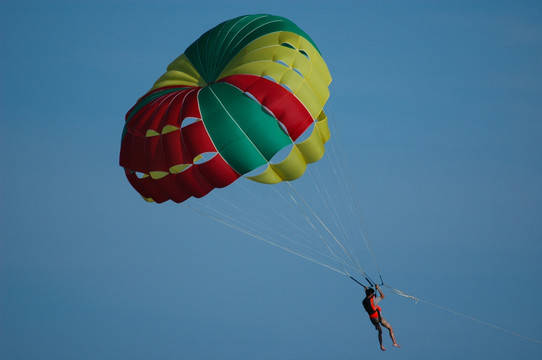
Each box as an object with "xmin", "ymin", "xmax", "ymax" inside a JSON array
[{"xmin": 1, "ymin": 0, "xmax": 541, "ymax": 359}]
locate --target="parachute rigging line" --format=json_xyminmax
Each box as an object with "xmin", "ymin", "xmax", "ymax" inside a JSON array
[
  {"xmin": 284, "ymin": 180, "xmax": 374, "ymax": 284},
  {"xmin": 325, "ymin": 115, "xmax": 384, "ymax": 283},
  {"xmin": 181, "ymin": 201, "xmax": 349, "ymax": 276},
  {"xmin": 190, "ymin": 171, "xmax": 367, "ymax": 274},
  {"xmin": 211, "ymin": 177, "xmax": 362, "ymax": 274}
]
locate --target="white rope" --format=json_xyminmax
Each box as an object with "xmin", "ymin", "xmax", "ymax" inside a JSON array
[
  {"xmin": 306, "ymin": 164, "xmax": 354, "ymax": 263},
  {"xmin": 282, "ymin": 182, "xmax": 360, "ymax": 276},
  {"xmin": 182, "ymin": 202, "xmax": 349, "ymax": 276},
  {"xmin": 183, "ymin": 177, "xmax": 366, "ymax": 275},
  {"xmin": 285, "ymin": 181, "xmax": 367, "ymax": 277},
  {"xmin": 326, "ymin": 119, "xmax": 383, "ymax": 278},
  {"xmin": 383, "ymin": 284, "xmax": 542, "ymax": 345}
]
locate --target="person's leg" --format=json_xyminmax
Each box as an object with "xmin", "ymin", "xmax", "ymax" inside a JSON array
[
  {"xmin": 377, "ymin": 324, "xmax": 385, "ymax": 351},
  {"xmin": 380, "ymin": 317, "xmax": 400, "ymax": 347},
  {"xmin": 371, "ymin": 318, "xmax": 386, "ymax": 351}
]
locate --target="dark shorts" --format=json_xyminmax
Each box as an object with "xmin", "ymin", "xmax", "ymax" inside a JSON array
[{"xmin": 370, "ymin": 316, "xmax": 390, "ymax": 330}]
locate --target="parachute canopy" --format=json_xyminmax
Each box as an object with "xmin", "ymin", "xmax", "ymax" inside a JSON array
[{"xmin": 120, "ymin": 14, "xmax": 332, "ymax": 203}]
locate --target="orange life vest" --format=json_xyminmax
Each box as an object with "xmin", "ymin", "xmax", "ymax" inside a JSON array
[{"xmin": 362, "ymin": 296, "xmax": 381, "ymax": 319}]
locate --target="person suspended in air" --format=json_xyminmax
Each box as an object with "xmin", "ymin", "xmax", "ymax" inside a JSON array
[{"xmin": 362, "ymin": 284, "xmax": 400, "ymax": 351}]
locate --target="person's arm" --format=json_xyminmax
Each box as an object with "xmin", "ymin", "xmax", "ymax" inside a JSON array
[{"xmin": 376, "ymin": 284, "xmax": 385, "ymax": 300}]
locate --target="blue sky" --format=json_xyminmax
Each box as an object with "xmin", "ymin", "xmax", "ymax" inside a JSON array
[{"xmin": 1, "ymin": 1, "xmax": 541, "ymax": 359}]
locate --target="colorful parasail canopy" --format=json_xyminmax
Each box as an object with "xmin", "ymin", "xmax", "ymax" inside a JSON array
[{"xmin": 119, "ymin": 14, "xmax": 332, "ymax": 203}]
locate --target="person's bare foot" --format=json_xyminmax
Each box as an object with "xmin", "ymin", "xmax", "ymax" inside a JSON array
[
  {"xmin": 381, "ymin": 346, "xmax": 386, "ymax": 351},
  {"xmin": 393, "ymin": 343, "xmax": 401, "ymax": 348}
]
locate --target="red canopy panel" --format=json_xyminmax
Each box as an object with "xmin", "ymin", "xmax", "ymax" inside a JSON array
[{"xmin": 219, "ymin": 74, "xmax": 314, "ymax": 141}]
